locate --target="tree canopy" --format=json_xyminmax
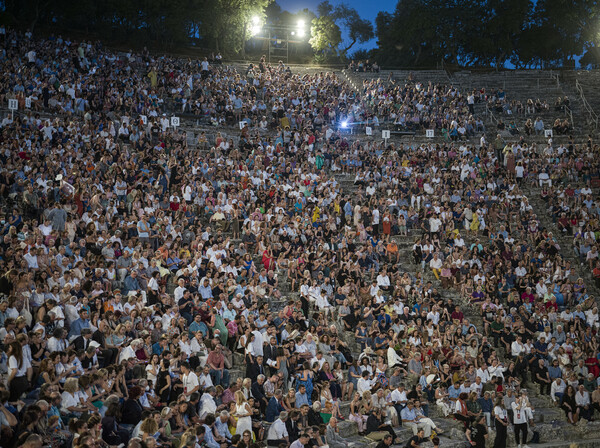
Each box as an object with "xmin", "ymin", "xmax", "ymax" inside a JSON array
[
  {"xmin": 308, "ymin": 1, "xmax": 374, "ymax": 59},
  {"xmin": 2, "ymin": 0, "xmax": 600, "ymax": 67},
  {"xmin": 374, "ymin": 0, "xmax": 599, "ymax": 68}
]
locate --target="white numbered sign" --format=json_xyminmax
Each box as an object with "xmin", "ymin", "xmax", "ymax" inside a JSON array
[
  {"xmin": 426, "ymin": 129, "xmax": 434, "ymax": 138},
  {"xmin": 382, "ymin": 130, "xmax": 391, "ymax": 139},
  {"xmin": 25, "ymin": 97, "xmax": 31, "ymax": 108},
  {"xmin": 171, "ymin": 116, "xmax": 180, "ymax": 127},
  {"xmin": 365, "ymin": 127, "xmax": 372, "ymax": 136},
  {"xmin": 140, "ymin": 115, "xmax": 147, "ymax": 125},
  {"xmin": 239, "ymin": 121, "xmax": 246, "ymax": 130},
  {"xmin": 8, "ymin": 99, "xmax": 17, "ymax": 110},
  {"xmin": 544, "ymin": 129, "xmax": 553, "ymax": 138}
]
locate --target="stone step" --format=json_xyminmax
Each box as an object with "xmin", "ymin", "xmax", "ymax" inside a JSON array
[{"xmin": 338, "ymin": 413, "xmax": 599, "ymax": 447}]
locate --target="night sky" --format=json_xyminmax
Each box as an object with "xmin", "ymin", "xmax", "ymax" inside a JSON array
[{"xmin": 276, "ymin": 0, "xmax": 398, "ymax": 51}]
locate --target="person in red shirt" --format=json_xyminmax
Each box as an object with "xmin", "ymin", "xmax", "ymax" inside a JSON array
[
  {"xmin": 451, "ymin": 306, "xmax": 464, "ymax": 322},
  {"xmin": 521, "ymin": 287, "xmax": 535, "ymax": 303},
  {"xmin": 207, "ymin": 344, "xmax": 230, "ymax": 388},
  {"xmin": 593, "ymin": 261, "xmax": 600, "ymax": 288}
]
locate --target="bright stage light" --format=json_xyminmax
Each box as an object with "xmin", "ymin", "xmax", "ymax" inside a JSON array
[
  {"xmin": 250, "ymin": 16, "xmax": 261, "ymax": 36},
  {"xmin": 297, "ymin": 20, "xmax": 306, "ymax": 37}
]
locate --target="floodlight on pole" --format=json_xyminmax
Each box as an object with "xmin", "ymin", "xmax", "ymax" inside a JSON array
[
  {"xmin": 297, "ymin": 20, "xmax": 306, "ymax": 38},
  {"xmin": 250, "ymin": 16, "xmax": 261, "ymax": 36}
]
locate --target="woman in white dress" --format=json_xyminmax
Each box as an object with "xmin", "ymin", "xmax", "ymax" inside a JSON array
[
  {"xmin": 234, "ymin": 390, "xmax": 253, "ymax": 437},
  {"xmin": 309, "ymin": 281, "xmax": 331, "ymax": 317}
]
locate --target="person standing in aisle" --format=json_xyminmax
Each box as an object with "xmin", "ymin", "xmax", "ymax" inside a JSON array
[
  {"xmin": 511, "ymin": 391, "xmax": 532, "ymax": 448},
  {"xmin": 493, "ymin": 397, "xmax": 509, "ymax": 448}
]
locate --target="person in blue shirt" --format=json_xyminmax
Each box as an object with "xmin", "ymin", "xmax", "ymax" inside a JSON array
[
  {"xmin": 198, "ymin": 278, "xmax": 213, "ymax": 300},
  {"xmin": 68, "ymin": 308, "xmax": 90, "ymax": 339},
  {"xmin": 533, "ymin": 336, "xmax": 549, "ymax": 360},
  {"xmin": 166, "ymin": 254, "xmax": 182, "ymax": 272},
  {"xmin": 152, "ymin": 336, "xmax": 168, "ymax": 356},
  {"xmin": 214, "ymin": 410, "xmax": 233, "ymax": 442},
  {"xmin": 295, "ymin": 384, "xmax": 310, "ymax": 408},
  {"xmin": 448, "ymin": 382, "xmax": 461, "ymax": 401},
  {"xmin": 123, "ymin": 271, "xmax": 141, "ymax": 295},
  {"xmin": 377, "ymin": 310, "xmax": 391, "ymax": 332},
  {"xmin": 548, "ymin": 358, "xmax": 562, "ymax": 380},
  {"xmin": 477, "ymin": 391, "xmax": 493, "ymax": 428},
  {"xmin": 400, "ymin": 401, "xmax": 420, "ymax": 434},
  {"xmin": 202, "ymin": 414, "xmax": 221, "ymax": 448},
  {"xmin": 266, "ymin": 390, "xmax": 285, "ymax": 422}
]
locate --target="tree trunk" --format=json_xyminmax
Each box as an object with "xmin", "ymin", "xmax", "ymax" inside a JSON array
[
  {"xmin": 29, "ymin": 2, "xmax": 41, "ymax": 33},
  {"xmin": 414, "ymin": 45, "xmax": 422, "ymax": 66},
  {"xmin": 240, "ymin": 22, "xmax": 247, "ymax": 59},
  {"xmin": 342, "ymin": 38, "xmax": 357, "ymax": 54}
]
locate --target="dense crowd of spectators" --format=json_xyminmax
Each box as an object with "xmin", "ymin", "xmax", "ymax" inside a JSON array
[
  {"xmin": 1, "ymin": 27, "xmax": 600, "ymax": 448},
  {"xmin": 347, "ymin": 60, "xmax": 380, "ymax": 73},
  {"xmin": 489, "ymin": 92, "xmax": 573, "ymax": 137}
]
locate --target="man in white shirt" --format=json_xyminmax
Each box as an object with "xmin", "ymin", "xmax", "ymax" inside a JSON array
[
  {"xmin": 198, "ymin": 365, "xmax": 214, "ymax": 388},
  {"xmin": 391, "ymin": 384, "xmax": 408, "ymax": 417},
  {"xmin": 575, "ymin": 384, "xmax": 593, "ymax": 420},
  {"xmin": 251, "ymin": 326, "xmax": 264, "ymax": 357},
  {"xmin": 459, "ymin": 380, "xmax": 472, "ymax": 395},
  {"xmin": 357, "ymin": 371, "xmax": 373, "ymax": 396},
  {"xmin": 429, "ymin": 215, "xmax": 442, "ymax": 234},
  {"xmin": 511, "ymin": 392, "xmax": 533, "ymax": 448},
  {"xmin": 539, "ymin": 170, "xmax": 551, "ymax": 187},
  {"xmin": 476, "ymin": 364, "xmax": 491, "ymax": 383},
  {"xmin": 550, "ymin": 377, "xmax": 566, "ymax": 404},
  {"xmin": 372, "ymin": 207, "xmax": 380, "ymax": 232},
  {"xmin": 470, "ymin": 377, "xmax": 483, "ymax": 397},
  {"xmin": 181, "ymin": 362, "xmax": 199, "ymax": 399},
  {"xmin": 173, "ymin": 278, "xmax": 186, "ymax": 301},
  {"xmin": 267, "ymin": 412, "xmax": 289, "ymax": 446},
  {"xmin": 511, "ymin": 335, "xmax": 525, "ymax": 357},
  {"xmin": 536, "ymin": 280, "xmax": 548, "ymax": 297},
  {"xmin": 429, "ymin": 253, "xmax": 443, "ymax": 280},
  {"xmin": 387, "ymin": 346, "xmax": 404, "ymax": 368},
  {"xmin": 377, "ymin": 271, "xmax": 391, "ymax": 290},
  {"xmin": 454, "ymin": 234, "xmax": 465, "ymax": 247},
  {"xmin": 310, "ymin": 352, "xmax": 326, "ymax": 370},
  {"xmin": 515, "ymin": 262, "xmax": 527, "ymax": 277},
  {"xmin": 426, "ymin": 306, "xmax": 440, "ymax": 325},
  {"xmin": 118, "ymin": 339, "xmax": 142, "ymax": 363},
  {"xmin": 560, "ymin": 309, "xmax": 574, "ymax": 322},
  {"xmin": 199, "ymin": 387, "xmax": 218, "ymax": 419}
]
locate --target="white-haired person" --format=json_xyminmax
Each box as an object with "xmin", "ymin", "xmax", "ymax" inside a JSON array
[{"xmin": 118, "ymin": 338, "xmax": 143, "ymax": 363}]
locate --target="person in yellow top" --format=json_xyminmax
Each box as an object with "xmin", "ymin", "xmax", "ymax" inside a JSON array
[
  {"xmin": 383, "ymin": 302, "xmax": 396, "ymax": 317},
  {"xmin": 148, "ymin": 68, "xmax": 158, "ymax": 88},
  {"xmin": 312, "ymin": 206, "xmax": 320, "ymax": 223},
  {"xmin": 179, "ymin": 246, "xmax": 191, "ymax": 260},
  {"xmin": 470, "ymin": 211, "xmax": 480, "ymax": 234}
]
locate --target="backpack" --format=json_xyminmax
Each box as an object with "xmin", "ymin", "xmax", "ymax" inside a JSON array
[{"xmin": 529, "ymin": 430, "xmax": 540, "ymax": 444}]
